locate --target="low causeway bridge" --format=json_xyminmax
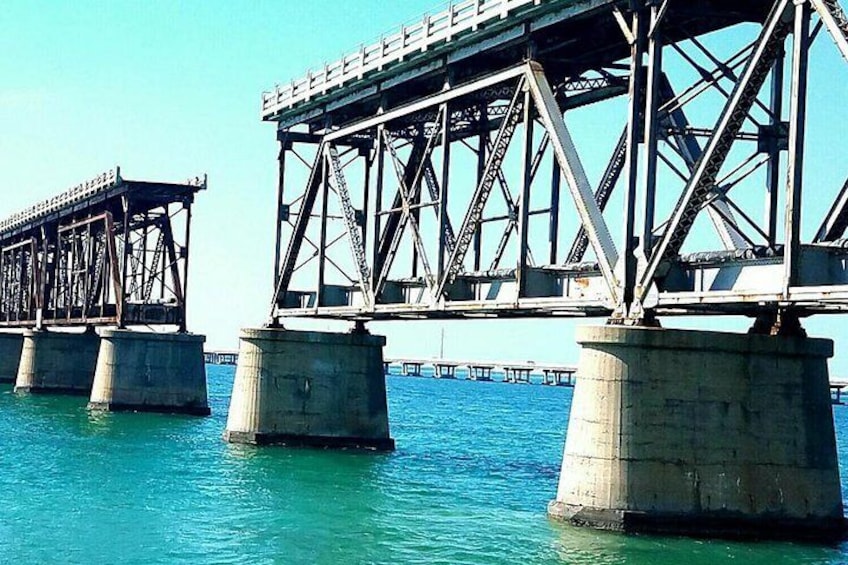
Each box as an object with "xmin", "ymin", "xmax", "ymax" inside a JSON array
[
  {"xmin": 0, "ymin": 168, "xmax": 210, "ymax": 415},
  {"xmin": 205, "ymin": 348, "xmax": 576, "ymax": 384},
  {"xmin": 385, "ymin": 357, "xmax": 576, "ymax": 383},
  {"xmin": 221, "ymin": 0, "xmax": 848, "ymax": 541}
]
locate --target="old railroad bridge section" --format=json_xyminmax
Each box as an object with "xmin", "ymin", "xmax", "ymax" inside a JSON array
[
  {"xmin": 9, "ymin": 0, "xmax": 848, "ymax": 544},
  {"xmin": 0, "ymin": 168, "xmax": 210, "ymax": 415},
  {"xmin": 221, "ymin": 0, "xmax": 848, "ymax": 541}
]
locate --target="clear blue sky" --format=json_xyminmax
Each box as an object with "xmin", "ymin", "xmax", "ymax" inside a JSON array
[{"xmin": 4, "ymin": 1, "xmax": 848, "ymax": 373}]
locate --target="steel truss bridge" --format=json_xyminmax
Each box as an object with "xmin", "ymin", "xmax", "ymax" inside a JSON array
[
  {"xmin": 264, "ymin": 0, "xmax": 848, "ymax": 327},
  {"xmin": 0, "ymin": 168, "xmax": 204, "ymax": 330}
]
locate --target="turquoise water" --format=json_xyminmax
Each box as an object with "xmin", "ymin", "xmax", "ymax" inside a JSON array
[{"xmin": 0, "ymin": 366, "xmax": 847, "ymax": 564}]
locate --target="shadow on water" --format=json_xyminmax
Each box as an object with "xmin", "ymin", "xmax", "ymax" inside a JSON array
[
  {"xmin": 549, "ymin": 520, "xmax": 847, "ymax": 565},
  {"xmin": 208, "ymin": 443, "xmax": 398, "ymax": 563},
  {"xmin": 0, "ymin": 383, "xmax": 205, "ymax": 441}
]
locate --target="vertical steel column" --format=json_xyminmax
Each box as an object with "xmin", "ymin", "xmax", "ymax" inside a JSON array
[
  {"xmin": 160, "ymin": 215, "xmax": 167, "ymax": 301},
  {"xmin": 316, "ymin": 157, "xmax": 330, "ymax": 308},
  {"xmin": 273, "ymin": 142, "xmax": 288, "ymax": 288},
  {"xmin": 36, "ymin": 227, "xmax": 47, "ymax": 328},
  {"xmin": 16, "ymin": 247, "xmax": 24, "ymax": 322},
  {"xmin": 84, "ymin": 222, "xmax": 92, "ymax": 320},
  {"xmin": 32, "ymin": 234, "xmax": 40, "ymax": 322},
  {"xmin": 99, "ymin": 224, "xmax": 107, "ymax": 317},
  {"xmin": 641, "ymin": 2, "xmax": 663, "ymax": 257},
  {"xmin": 0, "ymin": 251, "xmax": 6, "ymax": 323},
  {"xmin": 549, "ymin": 160, "xmax": 561, "ymax": 264},
  {"xmin": 72, "ymin": 228, "xmax": 79, "ymax": 319},
  {"xmin": 180, "ymin": 201, "xmax": 193, "ymax": 332},
  {"xmin": 372, "ymin": 127, "xmax": 385, "ymax": 291},
  {"xmin": 621, "ymin": 7, "xmax": 647, "ymax": 312},
  {"xmin": 141, "ymin": 211, "xmax": 148, "ymax": 301},
  {"xmin": 411, "ymin": 130, "xmax": 423, "ymax": 279},
  {"xmin": 119, "ymin": 196, "xmax": 130, "ymax": 328},
  {"xmin": 783, "ymin": 1, "xmax": 810, "ymax": 294},
  {"xmin": 766, "ymin": 47, "xmax": 785, "ymax": 246},
  {"xmin": 160, "ymin": 209, "xmax": 168, "ymax": 301},
  {"xmin": 437, "ymin": 103, "xmax": 451, "ymax": 281},
  {"xmin": 518, "ymin": 87, "xmax": 534, "ymax": 297},
  {"xmin": 53, "ymin": 229, "xmax": 62, "ymax": 318},
  {"xmin": 474, "ymin": 104, "xmax": 487, "ymax": 271},
  {"xmin": 361, "ymin": 145, "xmax": 372, "ymax": 252},
  {"xmin": 0, "ymin": 252, "xmax": 4, "ymax": 322}
]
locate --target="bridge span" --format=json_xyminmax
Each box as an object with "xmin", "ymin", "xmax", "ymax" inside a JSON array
[
  {"xmin": 224, "ymin": 0, "xmax": 848, "ymax": 541},
  {"xmin": 0, "ymin": 168, "xmax": 210, "ymax": 415}
]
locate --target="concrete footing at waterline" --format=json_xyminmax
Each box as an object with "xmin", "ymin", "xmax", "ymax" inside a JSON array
[
  {"xmin": 88, "ymin": 330, "xmax": 210, "ymax": 416},
  {"xmin": 0, "ymin": 333, "xmax": 23, "ymax": 384},
  {"xmin": 223, "ymin": 327, "xmax": 394, "ymax": 451},
  {"xmin": 15, "ymin": 329, "xmax": 100, "ymax": 395},
  {"xmin": 548, "ymin": 325, "xmax": 847, "ymax": 541}
]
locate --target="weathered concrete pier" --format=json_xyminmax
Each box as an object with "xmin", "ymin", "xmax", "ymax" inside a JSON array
[
  {"xmin": 0, "ymin": 168, "xmax": 209, "ymax": 415},
  {"xmin": 15, "ymin": 329, "xmax": 100, "ymax": 395},
  {"xmin": 0, "ymin": 332, "xmax": 23, "ymax": 384},
  {"xmin": 549, "ymin": 325, "xmax": 844, "ymax": 540},
  {"xmin": 89, "ymin": 330, "xmax": 209, "ymax": 415},
  {"xmin": 224, "ymin": 327, "xmax": 393, "ymax": 450}
]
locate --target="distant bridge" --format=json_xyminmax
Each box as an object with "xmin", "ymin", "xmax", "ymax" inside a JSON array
[
  {"xmin": 204, "ymin": 347, "xmax": 576, "ymax": 384},
  {"xmin": 204, "ymin": 350, "xmax": 239, "ymax": 365},
  {"xmin": 385, "ymin": 357, "xmax": 576, "ymax": 384},
  {"xmin": 0, "ymin": 168, "xmax": 205, "ymax": 330}
]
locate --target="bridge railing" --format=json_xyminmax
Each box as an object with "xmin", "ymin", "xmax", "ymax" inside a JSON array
[
  {"xmin": 0, "ymin": 168, "xmax": 120, "ymax": 236},
  {"xmin": 260, "ymin": 0, "xmax": 542, "ymax": 119}
]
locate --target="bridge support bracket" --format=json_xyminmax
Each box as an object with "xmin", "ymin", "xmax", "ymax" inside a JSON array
[
  {"xmin": 748, "ymin": 310, "xmax": 808, "ymax": 337},
  {"xmin": 223, "ymin": 327, "xmax": 394, "ymax": 451},
  {"xmin": 549, "ymin": 325, "xmax": 846, "ymax": 541}
]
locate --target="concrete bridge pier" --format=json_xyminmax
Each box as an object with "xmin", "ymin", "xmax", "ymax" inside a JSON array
[
  {"xmin": 15, "ymin": 328, "xmax": 100, "ymax": 395},
  {"xmin": 0, "ymin": 332, "xmax": 24, "ymax": 384},
  {"xmin": 88, "ymin": 330, "xmax": 210, "ymax": 415},
  {"xmin": 223, "ymin": 327, "xmax": 394, "ymax": 450},
  {"xmin": 549, "ymin": 325, "xmax": 845, "ymax": 541}
]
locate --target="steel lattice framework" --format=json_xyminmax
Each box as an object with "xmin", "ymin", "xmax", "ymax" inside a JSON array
[
  {"xmin": 0, "ymin": 168, "xmax": 205, "ymax": 329},
  {"xmin": 263, "ymin": 0, "xmax": 848, "ymax": 327}
]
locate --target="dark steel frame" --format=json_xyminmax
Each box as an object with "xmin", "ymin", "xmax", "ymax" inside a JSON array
[
  {"xmin": 265, "ymin": 0, "xmax": 848, "ymax": 325},
  {"xmin": 0, "ymin": 170, "xmax": 204, "ymax": 330}
]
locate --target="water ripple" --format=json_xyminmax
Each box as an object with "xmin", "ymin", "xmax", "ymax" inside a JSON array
[{"xmin": 0, "ymin": 368, "xmax": 844, "ymax": 563}]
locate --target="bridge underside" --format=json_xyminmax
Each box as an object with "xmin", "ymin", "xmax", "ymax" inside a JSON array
[{"xmin": 264, "ymin": 1, "xmax": 771, "ymax": 129}]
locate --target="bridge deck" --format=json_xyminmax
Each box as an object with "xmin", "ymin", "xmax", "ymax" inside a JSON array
[
  {"xmin": 264, "ymin": 0, "xmax": 772, "ymax": 129},
  {"xmin": 0, "ymin": 168, "xmax": 204, "ymax": 241}
]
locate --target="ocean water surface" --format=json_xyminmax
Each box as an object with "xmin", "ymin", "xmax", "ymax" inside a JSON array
[{"xmin": 0, "ymin": 365, "xmax": 846, "ymax": 564}]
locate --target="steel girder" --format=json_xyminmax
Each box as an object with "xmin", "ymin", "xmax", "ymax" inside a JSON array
[
  {"xmin": 0, "ymin": 173, "xmax": 201, "ymax": 329},
  {"xmin": 268, "ymin": 0, "xmax": 848, "ymax": 322}
]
